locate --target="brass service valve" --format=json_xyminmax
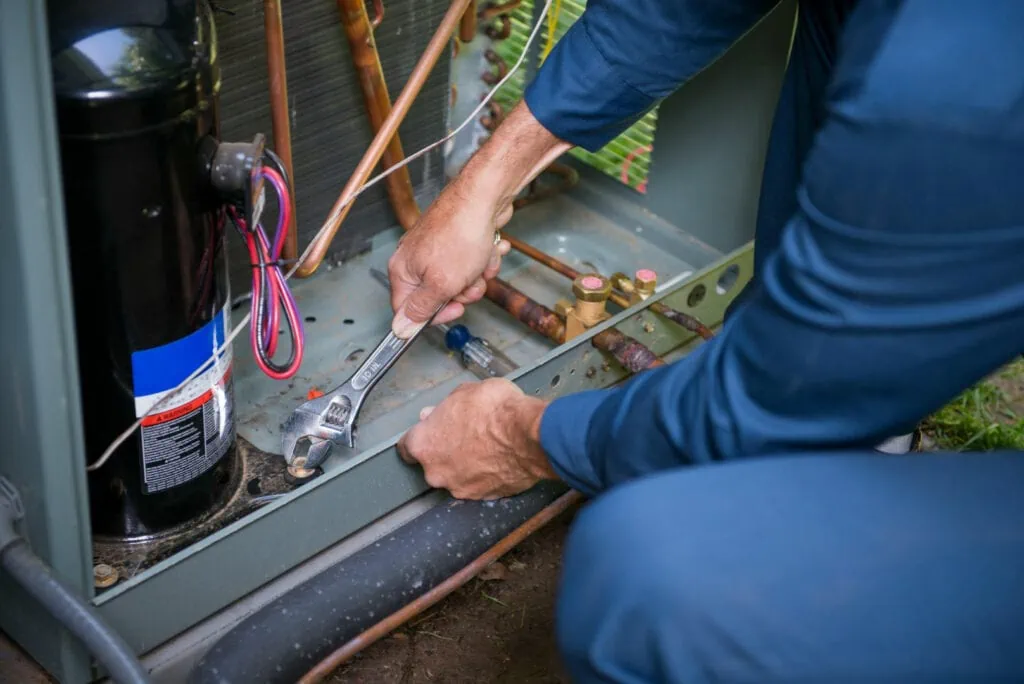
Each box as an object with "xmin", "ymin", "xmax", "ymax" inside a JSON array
[{"xmin": 558, "ymin": 274, "xmax": 612, "ymax": 339}]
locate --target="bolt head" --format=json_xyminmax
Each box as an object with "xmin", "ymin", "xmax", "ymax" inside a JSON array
[
  {"xmin": 634, "ymin": 268, "xmax": 658, "ymax": 292},
  {"xmin": 93, "ymin": 563, "xmax": 118, "ymax": 588},
  {"xmin": 572, "ymin": 273, "xmax": 611, "ymax": 302}
]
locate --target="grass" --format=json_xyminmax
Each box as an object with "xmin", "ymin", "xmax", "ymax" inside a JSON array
[{"xmin": 923, "ymin": 358, "xmax": 1024, "ymax": 451}]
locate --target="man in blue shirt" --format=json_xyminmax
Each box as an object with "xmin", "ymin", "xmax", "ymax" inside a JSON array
[{"xmin": 387, "ymin": 1, "xmax": 1024, "ymax": 680}]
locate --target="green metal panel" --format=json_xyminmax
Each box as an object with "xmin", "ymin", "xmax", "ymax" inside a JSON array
[
  {"xmin": 644, "ymin": 0, "xmax": 797, "ymax": 253},
  {"xmin": 0, "ymin": 0, "xmax": 94, "ymax": 682}
]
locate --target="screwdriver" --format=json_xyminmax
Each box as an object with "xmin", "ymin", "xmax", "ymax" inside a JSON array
[{"xmin": 369, "ymin": 268, "xmax": 519, "ymax": 380}]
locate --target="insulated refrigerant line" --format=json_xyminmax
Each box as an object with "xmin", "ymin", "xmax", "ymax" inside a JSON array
[{"xmin": 89, "ymin": 0, "xmax": 557, "ymax": 472}]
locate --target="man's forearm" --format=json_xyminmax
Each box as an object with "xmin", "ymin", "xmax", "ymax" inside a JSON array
[{"xmin": 457, "ymin": 102, "xmax": 572, "ymax": 216}]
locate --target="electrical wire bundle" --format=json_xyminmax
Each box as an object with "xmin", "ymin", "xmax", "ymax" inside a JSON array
[{"xmin": 228, "ymin": 154, "xmax": 305, "ymax": 380}]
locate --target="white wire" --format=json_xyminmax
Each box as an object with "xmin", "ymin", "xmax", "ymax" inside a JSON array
[{"xmin": 89, "ymin": 0, "xmax": 555, "ymax": 471}]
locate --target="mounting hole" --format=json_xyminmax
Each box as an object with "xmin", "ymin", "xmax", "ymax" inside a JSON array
[
  {"xmin": 305, "ymin": 316, "xmax": 317, "ymax": 323},
  {"xmin": 569, "ymin": 368, "xmax": 576, "ymax": 375},
  {"xmin": 343, "ymin": 318, "xmax": 355, "ymax": 325},
  {"xmin": 550, "ymin": 374, "xmax": 561, "ymax": 388},
  {"xmin": 346, "ymin": 348, "xmax": 365, "ymax": 363},
  {"xmin": 246, "ymin": 478, "xmax": 262, "ymax": 495},
  {"xmin": 687, "ymin": 284, "xmax": 707, "ymax": 308},
  {"xmin": 716, "ymin": 265, "xmax": 740, "ymax": 295},
  {"xmin": 534, "ymin": 388, "xmax": 541, "ymax": 395}
]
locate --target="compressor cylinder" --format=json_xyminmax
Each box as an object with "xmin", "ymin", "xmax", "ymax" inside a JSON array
[{"xmin": 50, "ymin": 1, "xmax": 240, "ymax": 539}]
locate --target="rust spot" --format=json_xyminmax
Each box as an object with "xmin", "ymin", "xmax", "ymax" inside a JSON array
[
  {"xmin": 592, "ymin": 329, "xmax": 664, "ymax": 373},
  {"xmin": 651, "ymin": 302, "xmax": 714, "ymax": 340},
  {"xmin": 485, "ymin": 278, "xmax": 566, "ymax": 343}
]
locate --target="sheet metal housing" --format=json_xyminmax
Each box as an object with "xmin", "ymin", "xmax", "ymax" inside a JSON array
[{"xmin": 0, "ymin": 1, "xmax": 796, "ymax": 680}]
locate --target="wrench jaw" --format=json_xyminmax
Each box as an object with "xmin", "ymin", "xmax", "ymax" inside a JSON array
[{"xmin": 280, "ymin": 392, "xmax": 361, "ymax": 470}]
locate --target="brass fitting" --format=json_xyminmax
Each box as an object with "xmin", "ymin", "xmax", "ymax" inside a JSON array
[
  {"xmin": 554, "ymin": 298, "xmax": 574, "ymax": 318},
  {"xmin": 609, "ymin": 272, "xmax": 636, "ymax": 296},
  {"xmin": 573, "ymin": 273, "xmax": 612, "ymax": 303},
  {"xmin": 632, "ymin": 268, "xmax": 657, "ymax": 303},
  {"xmin": 562, "ymin": 274, "xmax": 612, "ymax": 339}
]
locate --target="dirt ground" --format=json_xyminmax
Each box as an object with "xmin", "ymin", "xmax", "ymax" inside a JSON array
[{"xmin": 328, "ymin": 507, "xmax": 579, "ymax": 684}]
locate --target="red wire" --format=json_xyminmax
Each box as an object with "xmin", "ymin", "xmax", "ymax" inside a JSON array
[{"xmin": 234, "ymin": 184, "xmax": 303, "ymax": 381}]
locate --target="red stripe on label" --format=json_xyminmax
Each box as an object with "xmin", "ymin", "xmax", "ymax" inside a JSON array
[
  {"xmin": 141, "ymin": 389, "xmax": 212, "ymax": 426},
  {"xmin": 140, "ymin": 365, "xmax": 231, "ymax": 427}
]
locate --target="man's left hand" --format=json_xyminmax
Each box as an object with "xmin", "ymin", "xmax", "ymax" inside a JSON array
[{"xmin": 398, "ymin": 379, "xmax": 558, "ymax": 500}]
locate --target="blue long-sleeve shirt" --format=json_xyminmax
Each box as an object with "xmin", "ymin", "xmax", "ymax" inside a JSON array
[{"xmin": 530, "ymin": 0, "xmax": 1024, "ymax": 496}]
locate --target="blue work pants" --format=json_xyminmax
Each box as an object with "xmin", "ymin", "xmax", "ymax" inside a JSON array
[{"xmin": 557, "ymin": 452, "xmax": 1024, "ymax": 682}]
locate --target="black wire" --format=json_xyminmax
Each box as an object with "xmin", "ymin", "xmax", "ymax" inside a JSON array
[{"xmin": 263, "ymin": 148, "xmax": 291, "ymax": 188}]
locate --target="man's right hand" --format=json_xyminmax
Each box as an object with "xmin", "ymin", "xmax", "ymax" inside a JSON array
[
  {"xmin": 387, "ymin": 102, "xmax": 572, "ymax": 338},
  {"xmin": 387, "ymin": 178, "xmax": 513, "ymax": 338}
]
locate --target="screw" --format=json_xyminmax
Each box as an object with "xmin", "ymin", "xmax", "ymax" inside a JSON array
[
  {"xmin": 643, "ymin": 322, "xmax": 655, "ymax": 334},
  {"xmin": 94, "ymin": 563, "xmax": 119, "ymax": 589},
  {"xmin": 601, "ymin": 361, "xmax": 611, "ymax": 372},
  {"xmin": 585, "ymin": 367, "xmax": 597, "ymax": 378}
]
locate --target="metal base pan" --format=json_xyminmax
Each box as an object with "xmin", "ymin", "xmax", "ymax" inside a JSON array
[{"xmin": 233, "ymin": 179, "xmax": 723, "ymax": 463}]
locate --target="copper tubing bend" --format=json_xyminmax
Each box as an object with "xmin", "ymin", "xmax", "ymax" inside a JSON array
[
  {"xmin": 295, "ymin": 0, "xmax": 474, "ymax": 277},
  {"xmin": 336, "ymin": 0, "xmax": 421, "ymax": 233},
  {"xmin": 297, "ymin": 490, "xmax": 583, "ymax": 683},
  {"xmin": 480, "ymin": 0, "xmax": 523, "ymax": 22},
  {"xmin": 264, "ymin": 0, "xmax": 298, "ymax": 260}
]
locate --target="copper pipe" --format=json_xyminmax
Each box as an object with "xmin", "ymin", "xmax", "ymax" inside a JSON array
[
  {"xmin": 480, "ymin": 0, "xmax": 522, "ymax": 22},
  {"xmin": 511, "ymin": 162, "xmax": 579, "ymax": 210},
  {"xmin": 370, "ymin": 0, "xmax": 384, "ymax": 28},
  {"xmin": 480, "ymin": 100, "xmax": 504, "ymax": 130},
  {"xmin": 264, "ymin": 0, "xmax": 298, "ymax": 260},
  {"xmin": 592, "ymin": 328, "xmax": 665, "ymax": 372},
  {"xmin": 485, "ymin": 278, "xmax": 567, "ymax": 343},
  {"xmin": 298, "ymin": 490, "xmax": 583, "ymax": 683},
  {"xmin": 337, "ymin": 0, "xmax": 421, "ymax": 233},
  {"xmin": 503, "ymin": 234, "xmax": 714, "ymax": 340},
  {"xmin": 482, "ymin": 48, "xmax": 508, "ymax": 85},
  {"xmin": 484, "ymin": 14, "xmax": 511, "ymax": 40},
  {"xmin": 459, "ymin": 0, "xmax": 478, "ymax": 42},
  {"xmin": 295, "ymin": 0, "xmax": 473, "ymax": 277},
  {"xmin": 486, "ymin": 279, "xmax": 664, "ymax": 372}
]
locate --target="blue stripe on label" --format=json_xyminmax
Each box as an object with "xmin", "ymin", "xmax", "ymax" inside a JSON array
[{"xmin": 131, "ymin": 310, "xmax": 227, "ymax": 397}]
